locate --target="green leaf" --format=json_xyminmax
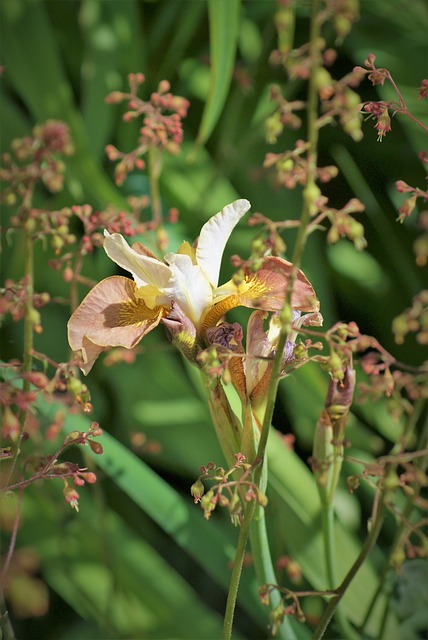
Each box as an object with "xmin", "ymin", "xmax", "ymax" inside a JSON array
[
  {"xmin": 196, "ymin": 0, "xmax": 241, "ymax": 145},
  {"xmin": 33, "ymin": 398, "xmax": 269, "ymax": 629}
]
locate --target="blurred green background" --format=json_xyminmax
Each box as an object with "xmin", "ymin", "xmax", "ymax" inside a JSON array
[{"xmin": 1, "ymin": 1, "xmax": 427, "ymax": 638}]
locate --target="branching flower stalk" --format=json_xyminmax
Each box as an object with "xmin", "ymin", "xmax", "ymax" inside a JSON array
[
  {"xmin": 358, "ymin": 400, "xmax": 428, "ymax": 638},
  {"xmin": 223, "ymin": 2, "xmax": 327, "ymax": 636},
  {"xmin": 312, "ymin": 486, "xmax": 387, "ymax": 640}
]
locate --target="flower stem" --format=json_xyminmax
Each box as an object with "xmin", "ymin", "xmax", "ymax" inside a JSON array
[
  {"xmin": 23, "ymin": 217, "xmax": 34, "ymax": 390},
  {"xmin": 148, "ymin": 145, "xmax": 163, "ymax": 227},
  {"xmin": 359, "ymin": 401, "xmax": 428, "ymax": 636},
  {"xmin": 290, "ymin": 0, "xmax": 321, "ymax": 269},
  {"xmin": 249, "ymin": 511, "xmax": 299, "ymax": 640},
  {"xmin": 321, "ymin": 503, "xmax": 360, "ymax": 640},
  {"xmin": 312, "ymin": 494, "xmax": 386, "ymax": 640},
  {"xmin": 5, "ymin": 191, "xmax": 35, "ymax": 488},
  {"xmin": 223, "ymin": 500, "xmax": 256, "ymax": 640},
  {"xmin": 225, "ymin": 3, "xmax": 325, "ymax": 635}
]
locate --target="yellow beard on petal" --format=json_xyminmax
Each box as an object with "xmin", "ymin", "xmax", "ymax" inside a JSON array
[{"xmin": 104, "ymin": 290, "xmax": 168, "ymax": 328}]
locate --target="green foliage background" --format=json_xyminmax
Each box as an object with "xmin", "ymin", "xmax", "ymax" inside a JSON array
[{"xmin": 0, "ymin": 1, "xmax": 427, "ymax": 639}]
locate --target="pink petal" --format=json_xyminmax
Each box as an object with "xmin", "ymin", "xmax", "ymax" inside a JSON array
[
  {"xmin": 68, "ymin": 276, "xmax": 167, "ymax": 374},
  {"xmin": 241, "ymin": 257, "xmax": 319, "ymax": 312}
]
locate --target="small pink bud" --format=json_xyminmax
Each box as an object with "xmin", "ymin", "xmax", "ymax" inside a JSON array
[
  {"xmin": 81, "ymin": 471, "xmax": 97, "ymax": 484},
  {"xmin": 24, "ymin": 371, "xmax": 49, "ymax": 389},
  {"xmin": 88, "ymin": 440, "xmax": 103, "ymax": 455},
  {"xmin": 105, "ymin": 91, "xmax": 124, "ymax": 104},
  {"xmin": 63, "ymin": 267, "xmax": 74, "ymax": 283}
]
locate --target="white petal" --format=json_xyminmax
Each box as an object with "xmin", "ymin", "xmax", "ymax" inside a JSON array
[
  {"xmin": 163, "ymin": 253, "xmax": 213, "ymax": 327},
  {"xmin": 196, "ymin": 199, "xmax": 251, "ymax": 287},
  {"xmin": 103, "ymin": 232, "xmax": 171, "ymax": 289}
]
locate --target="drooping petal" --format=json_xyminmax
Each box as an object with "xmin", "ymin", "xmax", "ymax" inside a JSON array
[
  {"xmin": 201, "ymin": 258, "xmax": 319, "ymax": 332},
  {"xmin": 163, "ymin": 252, "xmax": 213, "ymax": 327},
  {"xmin": 196, "ymin": 199, "xmax": 251, "ymax": 287},
  {"xmin": 215, "ymin": 257, "xmax": 319, "ymax": 313},
  {"xmin": 242, "ymin": 257, "xmax": 319, "ymax": 312},
  {"xmin": 68, "ymin": 276, "xmax": 167, "ymax": 374},
  {"xmin": 103, "ymin": 231, "xmax": 171, "ymax": 289}
]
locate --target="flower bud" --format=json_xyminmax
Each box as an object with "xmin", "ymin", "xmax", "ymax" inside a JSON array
[
  {"xmin": 347, "ymin": 475, "xmax": 360, "ymax": 493},
  {"xmin": 190, "ymin": 479, "xmax": 205, "ymax": 503},
  {"xmin": 201, "ymin": 489, "xmax": 216, "ymax": 519},
  {"xmin": 303, "ymin": 183, "xmax": 322, "ymax": 216},
  {"xmin": 67, "ymin": 376, "xmax": 83, "ymax": 395},
  {"xmin": 328, "ymin": 352, "xmax": 344, "ymax": 382},
  {"xmin": 63, "ymin": 484, "xmax": 80, "ymax": 511},
  {"xmin": 25, "ymin": 371, "xmax": 49, "ymax": 389},
  {"xmin": 88, "ymin": 440, "xmax": 103, "ymax": 455}
]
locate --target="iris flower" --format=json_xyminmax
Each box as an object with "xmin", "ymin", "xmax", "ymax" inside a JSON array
[{"xmin": 68, "ymin": 199, "xmax": 319, "ymax": 373}]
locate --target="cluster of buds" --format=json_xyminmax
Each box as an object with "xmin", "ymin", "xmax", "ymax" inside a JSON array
[
  {"xmin": 0, "ymin": 121, "xmax": 74, "ymax": 202},
  {"xmin": 264, "ymin": 140, "xmax": 339, "ymax": 190},
  {"xmin": 362, "ymin": 101, "xmax": 391, "ymax": 141},
  {"xmin": 268, "ymin": 4, "xmax": 365, "ymax": 142},
  {"xmin": 1, "ymin": 382, "xmax": 40, "ymax": 443},
  {"xmin": 0, "ymin": 359, "xmax": 94, "ymax": 445},
  {"xmin": 276, "ymin": 555, "xmax": 303, "ymax": 585},
  {"xmin": 71, "ymin": 204, "xmax": 137, "ymax": 253},
  {"xmin": 58, "ymin": 364, "xmax": 92, "ymax": 413},
  {"xmin": 346, "ymin": 451, "xmax": 428, "ymax": 569},
  {"xmin": 356, "ymin": 54, "xmax": 428, "ymax": 142},
  {"xmin": 0, "ymin": 278, "xmax": 50, "ymax": 330},
  {"xmin": 324, "ymin": 197, "xmax": 367, "ymax": 249},
  {"xmin": 324, "ymin": 0, "xmax": 361, "ymax": 42},
  {"xmin": 58, "ymin": 423, "xmax": 103, "ymax": 513},
  {"xmin": 265, "ymin": 85, "xmax": 305, "ymax": 143},
  {"xmin": 318, "ymin": 66, "xmax": 366, "ymax": 141},
  {"xmin": 259, "ymin": 584, "xmax": 306, "ymax": 633},
  {"xmin": 61, "ymin": 464, "xmax": 97, "ymax": 512},
  {"xmin": 357, "ymin": 344, "xmax": 428, "ymax": 421},
  {"xmin": 392, "ymin": 290, "xmax": 428, "ymax": 346},
  {"xmin": 247, "ymin": 211, "xmax": 288, "ymax": 258},
  {"xmin": 1, "ymin": 423, "xmax": 103, "ymax": 512},
  {"xmin": 8, "ymin": 205, "xmax": 76, "ymax": 255},
  {"xmin": 395, "ymin": 176, "xmax": 428, "ymax": 226},
  {"xmin": 105, "ymin": 73, "xmax": 190, "ymax": 186},
  {"xmin": 190, "ymin": 453, "xmax": 267, "ymax": 524},
  {"xmin": 58, "ymin": 467, "xmax": 98, "ymax": 512},
  {"xmin": 46, "ymin": 203, "xmax": 146, "ymax": 284},
  {"xmin": 391, "ymin": 512, "xmax": 428, "ymax": 571}
]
